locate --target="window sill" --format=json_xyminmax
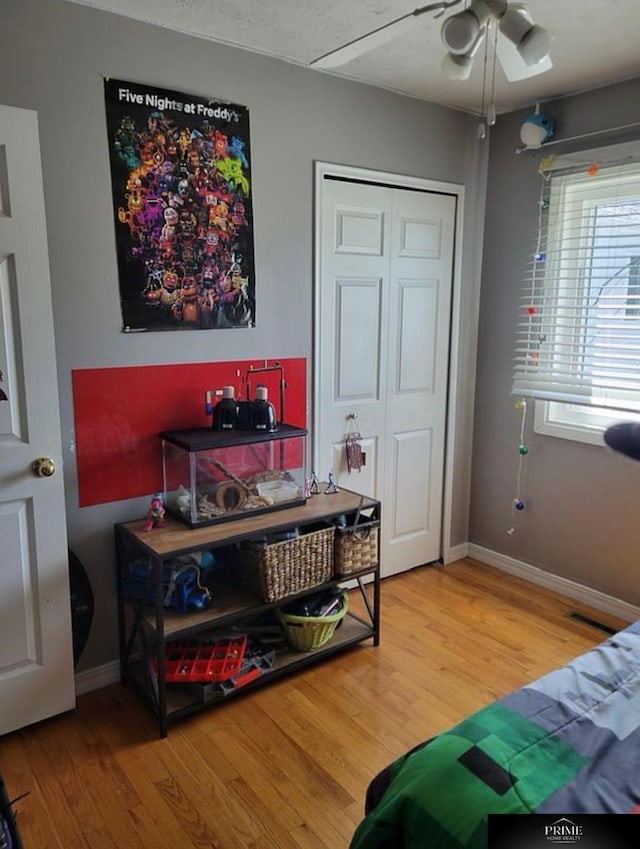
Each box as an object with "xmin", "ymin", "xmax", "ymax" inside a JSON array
[{"xmin": 533, "ymin": 401, "xmax": 636, "ymax": 447}]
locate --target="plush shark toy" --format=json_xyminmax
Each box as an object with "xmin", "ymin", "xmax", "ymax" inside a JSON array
[{"xmin": 520, "ymin": 104, "xmax": 554, "ymax": 150}]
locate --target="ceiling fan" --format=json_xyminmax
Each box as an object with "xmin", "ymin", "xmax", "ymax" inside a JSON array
[{"xmin": 310, "ymin": 0, "xmax": 554, "ymax": 83}]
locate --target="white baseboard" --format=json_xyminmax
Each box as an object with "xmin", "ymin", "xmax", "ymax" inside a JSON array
[
  {"xmin": 75, "ymin": 660, "xmax": 120, "ymax": 696},
  {"xmin": 467, "ymin": 543, "xmax": 640, "ymax": 623},
  {"xmin": 443, "ymin": 542, "xmax": 469, "ymax": 564}
]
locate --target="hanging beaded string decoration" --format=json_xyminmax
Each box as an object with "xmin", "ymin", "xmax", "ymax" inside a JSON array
[{"xmin": 508, "ymin": 398, "xmax": 529, "ymax": 535}]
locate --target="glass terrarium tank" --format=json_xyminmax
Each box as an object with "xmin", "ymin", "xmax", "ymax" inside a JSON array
[{"xmin": 160, "ymin": 424, "xmax": 307, "ymax": 527}]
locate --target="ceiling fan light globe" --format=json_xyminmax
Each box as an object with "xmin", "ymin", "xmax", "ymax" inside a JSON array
[
  {"xmin": 518, "ymin": 26, "xmax": 554, "ymax": 66},
  {"xmin": 498, "ymin": 5, "xmax": 534, "ymax": 47},
  {"xmin": 441, "ymin": 11, "xmax": 480, "ymax": 54},
  {"xmin": 441, "ymin": 0, "xmax": 493, "ymax": 53},
  {"xmin": 441, "ymin": 51, "xmax": 474, "ymax": 80}
]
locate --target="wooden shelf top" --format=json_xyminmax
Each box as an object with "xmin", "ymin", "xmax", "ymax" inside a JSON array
[{"xmin": 116, "ymin": 487, "xmax": 379, "ymax": 557}]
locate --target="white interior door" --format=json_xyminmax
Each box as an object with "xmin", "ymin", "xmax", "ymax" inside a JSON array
[
  {"xmin": 316, "ymin": 175, "xmax": 456, "ymax": 577},
  {"xmin": 0, "ymin": 105, "xmax": 75, "ymax": 735}
]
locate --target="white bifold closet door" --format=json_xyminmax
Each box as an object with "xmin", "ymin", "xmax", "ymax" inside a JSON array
[{"xmin": 317, "ymin": 177, "xmax": 456, "ymax": 577}]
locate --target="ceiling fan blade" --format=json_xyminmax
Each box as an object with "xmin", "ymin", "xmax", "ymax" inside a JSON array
[
  {"xmin": 496, "ymin": 31, "xmax": 552, "ymax": 81},
  {"xmin": 310, "ymin": 0, "xmax": 464, "ymax": 69}
]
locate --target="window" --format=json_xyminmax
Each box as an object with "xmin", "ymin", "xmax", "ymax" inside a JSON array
[
  {"xmin": 512, "ymin": 142, "xmax": 640, "ymax": 443},
  {"xmin": 626, "ymin": 256, "xmax": 640, "ymax": 317},
  {"xmin": 534, "ymin": 399, "xmax": 640, "ymax": 446}
]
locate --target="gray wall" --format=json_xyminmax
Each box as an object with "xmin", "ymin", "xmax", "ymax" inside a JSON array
[
  {"xmin": 471, "ymin": 78, "xmax": 640, "ymax": 606},
  {"xmin": 1, "ymin": 0, "xmax": 485, "ymax": 672}
]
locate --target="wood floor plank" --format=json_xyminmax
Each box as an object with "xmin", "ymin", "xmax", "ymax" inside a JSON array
[{"xmin": 0, "ymin": 559, "xmax": 630, "ymax": 848}]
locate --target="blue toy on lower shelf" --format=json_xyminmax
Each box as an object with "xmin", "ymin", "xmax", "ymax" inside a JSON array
[{"xmin": 121, "ymin": 559, "xmax": 211, "ymax": 612}]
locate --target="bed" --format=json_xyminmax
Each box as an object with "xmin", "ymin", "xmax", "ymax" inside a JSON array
[{"xmin": 350, "ymin": 619, "xmax": 640, "ymax": 849}]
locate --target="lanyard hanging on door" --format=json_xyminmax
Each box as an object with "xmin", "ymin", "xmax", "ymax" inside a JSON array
[{"xmin": 345, "ymin": 413, "xmax": 364, "ymax": 473}]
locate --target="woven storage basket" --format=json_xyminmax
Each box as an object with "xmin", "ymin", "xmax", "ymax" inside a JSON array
[
  {"xmin": 334, "ymin": 520, "xmax": 380, "ymax": 575},
  {"xmin": 250, "ymin": 526, "xmax": 335, "ymax": 602},
  {"xmin": 278, "ymin": 592, "xmax": 348, "ymax": 651}
]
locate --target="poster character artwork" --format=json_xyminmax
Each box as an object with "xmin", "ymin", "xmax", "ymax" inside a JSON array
[{"xmin": 104, "ymin": 78, "xmax": 255, "ymax": 331}]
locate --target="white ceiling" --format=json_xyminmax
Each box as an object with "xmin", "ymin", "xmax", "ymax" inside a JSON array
[{"xmin": 67, "ymin": 0, "xmax": 640, "ymax": 114}]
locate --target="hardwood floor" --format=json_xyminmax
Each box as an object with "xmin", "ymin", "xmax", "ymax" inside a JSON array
[{"xmin": 0, "ymin": 559, "xmax": 629, "ymax": 849}]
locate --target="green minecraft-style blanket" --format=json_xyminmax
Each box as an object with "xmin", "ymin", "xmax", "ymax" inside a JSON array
[{"xmin": 350, "ymin": 621, "xmax": 640, "ymax": 849}]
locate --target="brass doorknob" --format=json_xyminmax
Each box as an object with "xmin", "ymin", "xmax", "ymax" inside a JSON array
[{"xmin": 32, "ymin": 457, "xmax": 55, "ymax": 477}]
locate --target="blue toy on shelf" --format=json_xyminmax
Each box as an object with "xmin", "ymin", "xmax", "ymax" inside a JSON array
[{"xmin": 121, "ymin": 559, "xmax": 211, "ymax": 613}]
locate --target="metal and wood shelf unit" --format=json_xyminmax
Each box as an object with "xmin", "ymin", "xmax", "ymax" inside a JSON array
[{"xmin": 115, "ymin": 487, "xmax": 381, "ymax": 737}]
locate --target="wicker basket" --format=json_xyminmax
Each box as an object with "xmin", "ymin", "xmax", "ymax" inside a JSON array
[
  {"xmin": 249, "ymin": 526, "xmax": 335, "ymax": 602},
  {"xmin": 278, "ymin": 592, "xmax": 348, "ymax": 651},
  {"xmin": 334, "ymin": 520, "xmax": 380, "ymax": 575}
]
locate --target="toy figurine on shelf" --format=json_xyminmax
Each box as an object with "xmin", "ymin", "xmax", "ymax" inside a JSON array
[
  {"xmin": 308, "ymin": 472, "xmax": 320, "ymax": 496},
  {"xmin": 144, "ymin": 493, "xmax": 166, "ymax": 531},
  {"xmin": 325, "ymin": 471, "xmax": 339, "ymax": 494}
]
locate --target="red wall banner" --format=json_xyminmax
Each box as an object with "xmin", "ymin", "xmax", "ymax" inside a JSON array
[{"xmin": 72, "ymin": 358, "xmax": 306, "ymax": 506}]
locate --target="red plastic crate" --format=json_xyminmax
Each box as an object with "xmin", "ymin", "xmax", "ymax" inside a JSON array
[{"xmin": 154, "ymin": 636, "xmax": 247, "ymax": 683}]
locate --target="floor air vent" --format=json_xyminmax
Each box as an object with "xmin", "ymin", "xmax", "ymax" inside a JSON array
[{"xmin": 569, "ymin": 612, "xmax": 617, "ymax": 635}]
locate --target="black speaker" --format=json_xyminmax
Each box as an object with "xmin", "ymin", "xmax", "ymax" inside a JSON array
[{"xmin": 68, "ymin": 548, "xmax": 94, "ymax": 667}]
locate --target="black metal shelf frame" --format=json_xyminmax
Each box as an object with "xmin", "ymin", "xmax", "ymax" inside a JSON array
[{"xmin": 115, "ymin": 488, "xmax": 381, "ymax": 737}]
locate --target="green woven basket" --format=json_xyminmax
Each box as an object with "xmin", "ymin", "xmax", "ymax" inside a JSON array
[{"xmin": 277, "ymin": 592, "xmax": 348, "ymax": 652}]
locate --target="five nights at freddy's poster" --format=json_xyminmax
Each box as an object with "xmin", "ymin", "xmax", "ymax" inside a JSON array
[{"xmin": 104, "ymin": 78, "xmax": 255, "ymax": 331}]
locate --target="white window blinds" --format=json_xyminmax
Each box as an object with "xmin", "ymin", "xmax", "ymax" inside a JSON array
[{"xmin": 513, "ymin": 141, "xmax": 640, "ymax": 413}]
